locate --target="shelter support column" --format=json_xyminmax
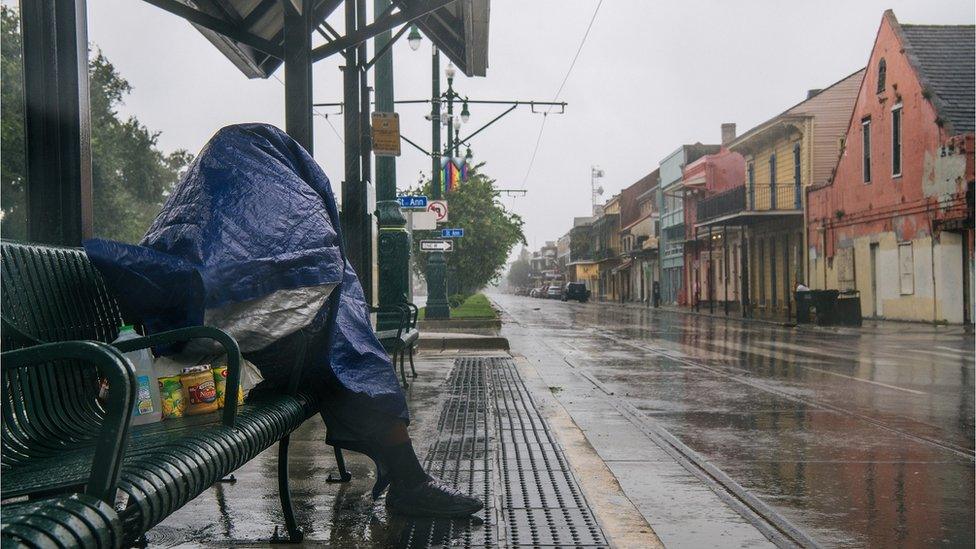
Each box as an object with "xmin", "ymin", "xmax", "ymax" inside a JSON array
[
  {"xmin": 22, "ymin": 0, "xmax": 93, "ymax": 245},
  {"xmin": 341, "ymin": 0, "xmax": 369, "ymax": 298},
  {"xmin": 283, "ymin": 0, "xmax": 312, "ymax": 153},
  {"xmin": 374, "ymin": 0, "xmax": 409, "ymax": 329}
]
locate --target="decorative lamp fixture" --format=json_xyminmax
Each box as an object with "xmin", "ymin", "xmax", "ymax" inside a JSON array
[
  {"xmin": 407, "ymin": 25, "xmax": 422, "ymax": 51},
  {"xmin": 460, "ymin": 99, "xmax": 470, "ymax": 124},
  {"xmin": 445, "ymin": 62, "xmax": 456, "ymax": 79}
]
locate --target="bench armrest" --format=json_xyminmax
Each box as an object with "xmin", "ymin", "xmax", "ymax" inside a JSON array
[
  {"xmin": 2, "ymin": 341, "xmax": 136, "ymax": 505},
  {"xmin": 112, "ymin": 326, "xmax": 242, "ymax": 429},
  {"xmin": 402, "ymin": 302, "xmax": 419, "ymax": 329},
  {"xmin": 370, "ymin": 305, "xmax": 407, "ymax": 340}
]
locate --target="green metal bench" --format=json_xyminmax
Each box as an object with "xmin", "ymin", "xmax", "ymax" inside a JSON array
[
  {"xmin": 0, "ymin": 241, "xmax": 336, "ymax": 546},
  {"xmin": 372, "ymin": 302, "xmax": 419, "ymax": 388},
  {"xmin": 1, "ymin": 493, "xmax": 123, "ymax": 549}
]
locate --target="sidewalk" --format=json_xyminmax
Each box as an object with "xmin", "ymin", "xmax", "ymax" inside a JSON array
[
  {"xmin": 146, "ymin": 345, "xmax": 655, "ymax": 547},
  {"xmin": 591, "ymin": 298, "xmax": 973, "ymax": 336}
]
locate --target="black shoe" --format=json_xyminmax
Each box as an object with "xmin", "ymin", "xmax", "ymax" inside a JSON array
[{"xmin": 386, "ymin": 476, "xmax": 484, "ymax": 518}]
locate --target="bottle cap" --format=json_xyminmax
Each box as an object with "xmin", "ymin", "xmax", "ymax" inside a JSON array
[{"xmin": 120, "ymin": 324, "xmax": 135, "ymax": 332}]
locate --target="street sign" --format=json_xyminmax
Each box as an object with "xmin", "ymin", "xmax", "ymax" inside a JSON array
[
  {"xmin": 427, "ymin": 200, "xmax": 448, "ymax": 223},
  {"xmin": 420, "ymin": 239, "xmax": 454, "ymax": 252},
  {"xmin": 371, "ymin": 112, "xmax": 401, "ymax": 157},
  {"xmin": 410, "ymin": 211, "xmax": 437, "ymax": 230},
  {"xmin": 397, "ymin": 195, "xmax": 428, "ymax": 209},
  {"xmin": 441, "ymin": 228, "xmax": 464, "ymax": 238}
]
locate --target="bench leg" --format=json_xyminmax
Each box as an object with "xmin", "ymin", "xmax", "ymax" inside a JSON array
[
  {"xmin": 272, "ymin": 435, "xmax": 304, "ymax": 544},
  {"xmin": 399, "ymin": 347, "xmax": 409, "ymax": 388},
  {"xmin": 326, "ymin": 446, "xmax": 352, "ymax": 483},
  {"xmin": 408, "ymin": 346, "xmax": 417, "ymax": 378}
]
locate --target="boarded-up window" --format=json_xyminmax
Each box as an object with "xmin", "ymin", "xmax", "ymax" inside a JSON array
[
  {"xmin": 899, "ymin": 243, "xmax": 914, "ymax": 295},
  {"xmin": 837, "ymin": 247, "xmax": 855, "ymax": 291}
]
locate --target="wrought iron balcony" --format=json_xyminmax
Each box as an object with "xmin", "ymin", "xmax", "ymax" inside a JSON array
[
  {"xmin": 697, "ymin": 185, "xmax": 746, "ymax": 221},
  {"xmin": 697, "ymin": 183, "xmax": 802, "ymax": 223}
]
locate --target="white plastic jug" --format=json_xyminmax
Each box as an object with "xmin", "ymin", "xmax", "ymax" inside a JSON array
[{"xmin": 114, "ymin": 325, "xmax": 162, "ymax": 425}]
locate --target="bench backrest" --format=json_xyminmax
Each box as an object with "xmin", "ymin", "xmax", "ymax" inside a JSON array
[
  {"xmin": 2, "ymin": 241, "xmax": 124, "ymax": 350},
  {"xmin": 1, "ymin": 241, "xmax": 124, "ymax": 474}
]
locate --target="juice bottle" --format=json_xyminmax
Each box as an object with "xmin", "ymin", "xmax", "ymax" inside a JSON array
[{"xmin": 113, "ymin": 325, "xmax": 162, "ymax": 425}]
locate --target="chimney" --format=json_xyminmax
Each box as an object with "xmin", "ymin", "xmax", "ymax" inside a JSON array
[
  {"xmin": 721, "ymin": 123, "xmax": 736, "ymax": 146},
  {"xmin": 807, "ymin": 89, "xmax": 822, "ymax": 99}
]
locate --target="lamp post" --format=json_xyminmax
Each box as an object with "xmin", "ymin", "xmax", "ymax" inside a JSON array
[
  {"xmin": 374, "ymin": 0, "xmax": 409, "ymax": 330},
  {"xmin": 424, "ymin": 46, "xmax": 451, "ymax": 319}
]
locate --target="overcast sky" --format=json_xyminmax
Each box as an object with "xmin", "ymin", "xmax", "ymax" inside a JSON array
[{"xmin": 78, "ymin": 0, "xmax": 974, "ymax": 255}]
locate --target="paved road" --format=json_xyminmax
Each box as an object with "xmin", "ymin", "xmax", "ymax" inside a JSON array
[{"xmin": 492, "ymin": 293, "xmax": 974, "ymax": 548}]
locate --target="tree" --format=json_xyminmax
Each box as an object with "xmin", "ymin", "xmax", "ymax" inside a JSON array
[
  {"xmin": 410, "ymin": 165, "xmax": 526, "ymax": 295},
  {"xmin": 507, "ymin": 258, "xmax": 532, "ymax": 289},
  {"xmin": 0, "ymin": 6, "xmax": 191, "ymax": 243}
]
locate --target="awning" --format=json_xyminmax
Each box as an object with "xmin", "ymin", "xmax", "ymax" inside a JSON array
[
  {"xmin": 152, "ymin": 0, "xmax": 490, "ymax": 78},
  {"xmin": 611, "ymin": 259, "xmax": 633, "ymax": 274}
]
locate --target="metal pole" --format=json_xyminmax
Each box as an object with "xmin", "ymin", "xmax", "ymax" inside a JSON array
[
  {"xmin": 283, "ymin": 0, "xmax": 313, "ymax": 153},
  {"xmin": 374, "ymin": 0, "xmax": 410, "ymax": 329},
  {"xmin": 425, "ymin": 48, "xmax": 450, "ymax": 319},
  {"xmin": 708, "ymin": 225, "xmax": 714, "ymax": 315},
  {"xmin": 341, "ymin": 0, "xmax": 364, "ymax": 280},
  {"xmin": 22, "ymin": 0, "xmax": 93, "ymax": 245},
  {"xmin": 357, "ymin": 0, "xmax": 373, "ymax": 303},
  {"xmin": 724, "ymin": 224, "xmax": 729, "ymax": 316}
]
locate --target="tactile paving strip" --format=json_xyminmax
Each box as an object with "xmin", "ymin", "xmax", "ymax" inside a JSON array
[{"xmin": 395, "ymin": 356, "xmax": 608, "ymax": 548}]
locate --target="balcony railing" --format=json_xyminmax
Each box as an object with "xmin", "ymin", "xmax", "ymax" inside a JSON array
[
  {"xmin": 697, "ymin": 186, "xmax": 745, "ymax": 221},
  {"xmin": 697, "ymin": 183, "xmax": 801, "ymax": 222}
]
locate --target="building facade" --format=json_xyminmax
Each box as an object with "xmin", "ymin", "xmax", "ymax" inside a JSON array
[
  {"xmin": 658, "ymin": 144, "xmax": 720, "ymax": 305},
  {"xmin": 694, "ymin": 70, "xmax": 864, "ymax": 319},
  {"xmin": 807, "ymin": 11, "xmax": 975, "ymax": 323},
  {"xmin": 617, "ymin": 170, "xmax": 660, "ymax": 302},
  {"xmin": 592, "ymin": 195, "xmax": 621, "ymax": 300},
  {"xmin": 681, "ymin": 137, "xmax": 745, "ymax": 312}
]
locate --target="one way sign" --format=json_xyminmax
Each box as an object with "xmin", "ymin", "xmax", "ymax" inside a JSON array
[{"xmin": 420, "ymin": 240, "xmax": 454, "ymax": 252}]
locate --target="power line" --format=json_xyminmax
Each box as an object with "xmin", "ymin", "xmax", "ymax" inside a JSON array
[
  {"xmin": 521, "ymin": 0, "xmax": 603, "ymax": 185},
  {"xmin": 271, "ymin": 74, "xmax": 344, "ymax": 143}
]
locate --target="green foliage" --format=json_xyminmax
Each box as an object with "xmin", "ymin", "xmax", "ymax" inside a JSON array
[
  {"xmin": 410, "ymin": 165, "xmax": 526, "ymax": 295},
  {"xmin": 420, "ymin": 293, "xmax": 497, "ymax": 320},
  {"xmin": 0, "ymin": 6, "xmax": 191, "ymax": 243},
  {"xmin": 507, "ymin": 258, "xmax": 533, "ymax": 288}
]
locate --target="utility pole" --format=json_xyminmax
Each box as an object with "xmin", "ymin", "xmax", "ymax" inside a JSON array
[
  {"xmin": 341, "ymin": 0, "xmax": 366, "ymax": 296},
  {"xmin": 374, "ymin": 0, "xmax": 410, "ymax": 330},
  {"xmin": 425, "ymin": 47, "xmax": 451, "ymax": 319}
]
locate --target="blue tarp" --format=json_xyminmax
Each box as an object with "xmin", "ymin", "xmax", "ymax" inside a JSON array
[{"xmin": 85, "ymin": 123, "xmax": 408, "ymax": 422}]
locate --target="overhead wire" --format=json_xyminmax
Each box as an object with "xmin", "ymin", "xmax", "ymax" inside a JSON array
[
  {"xmin": 272, "ymin": 73, "xmax": 344, "ymax": 143},
  {"xmin": 520, "ymin": 0, "xmax": 604, "ymax": 186}
]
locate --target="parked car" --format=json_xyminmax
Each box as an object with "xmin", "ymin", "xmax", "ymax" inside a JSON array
[
  {"xmin": 562, "ymin": 282, "xmax": 590, "ymax": 303},
  {"xmin": 546, "ymin": 285, "xmax": 563, "ymax": 299}
]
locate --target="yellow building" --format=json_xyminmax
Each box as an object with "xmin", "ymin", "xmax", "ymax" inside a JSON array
[{"xmin": 695, "ymin": 70, "xmax": 864, "ymax": 319}]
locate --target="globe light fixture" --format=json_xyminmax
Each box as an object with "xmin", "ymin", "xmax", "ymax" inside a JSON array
[
  {"xmin": 460, "ymin": 99, "xmax": 470, "ymax": 124},
  {"xmin": 407, "ymin": 25, "xmax": 422, "ymax": 51},
  {"xmin": 445, "ymin": 62, "xmax": 456, "ymax": 79}
]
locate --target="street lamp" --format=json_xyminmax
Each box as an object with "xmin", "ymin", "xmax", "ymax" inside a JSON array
[
  {"xmin": 445, "ymin": 62, "xmax": 456, "ymax": 80},
  {"xmin": 465, "ymin": 146, "xmax": 473, "ymax": 161},
  {"xmin": 460, "ymin": 98, "xmax": 470, "ymax": 124},
  {"xmin": 407, "ymin": 25, "xmax": 422, "ymax": 51}
]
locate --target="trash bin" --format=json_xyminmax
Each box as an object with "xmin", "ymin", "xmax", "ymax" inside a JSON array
[
  {"xmin": 810, "ymin": 289, "xmax": 839, "ymax": 325},
  {"xmin": 835, "ymin": 290, "xmax": 863, "ymax": 326},
  {"xmin": 795, "ymin": 291, "xmax": 814, "ymax": 323}
]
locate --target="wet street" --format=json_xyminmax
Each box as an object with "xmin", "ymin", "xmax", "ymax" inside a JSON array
[{"xmin": 492, "ymin": 293, "xmax": 975, "ymax": 548}]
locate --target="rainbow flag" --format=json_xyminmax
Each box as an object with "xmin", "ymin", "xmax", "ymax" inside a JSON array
[{"xmin": 441, "ymin": 156, "xmax": 468, "ymax": 193}]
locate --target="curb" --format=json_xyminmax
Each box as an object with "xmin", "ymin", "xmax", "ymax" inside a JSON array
[{"xmin": 416, "ymin": 334, "xmax": 510, "ymax": 352}]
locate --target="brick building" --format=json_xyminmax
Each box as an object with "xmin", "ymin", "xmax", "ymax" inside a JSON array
[{"xmin": 807, "ymin": 11, "xmax": 975, "ymax": 323}]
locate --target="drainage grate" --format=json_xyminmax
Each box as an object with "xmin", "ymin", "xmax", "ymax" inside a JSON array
[{"xmin": 396, "ymin": 357, "xmax": 608, "ymax": 548}]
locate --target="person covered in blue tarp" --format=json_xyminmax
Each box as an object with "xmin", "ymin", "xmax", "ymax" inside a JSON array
[{"xmin": 84, "ymin": 123, "xmax": 481, "ymax": 518}]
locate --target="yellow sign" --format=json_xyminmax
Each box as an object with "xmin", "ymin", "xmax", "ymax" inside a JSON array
[{"xmin": 371, "ymin": 112, "xmax": 400, "ymax": 157}]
